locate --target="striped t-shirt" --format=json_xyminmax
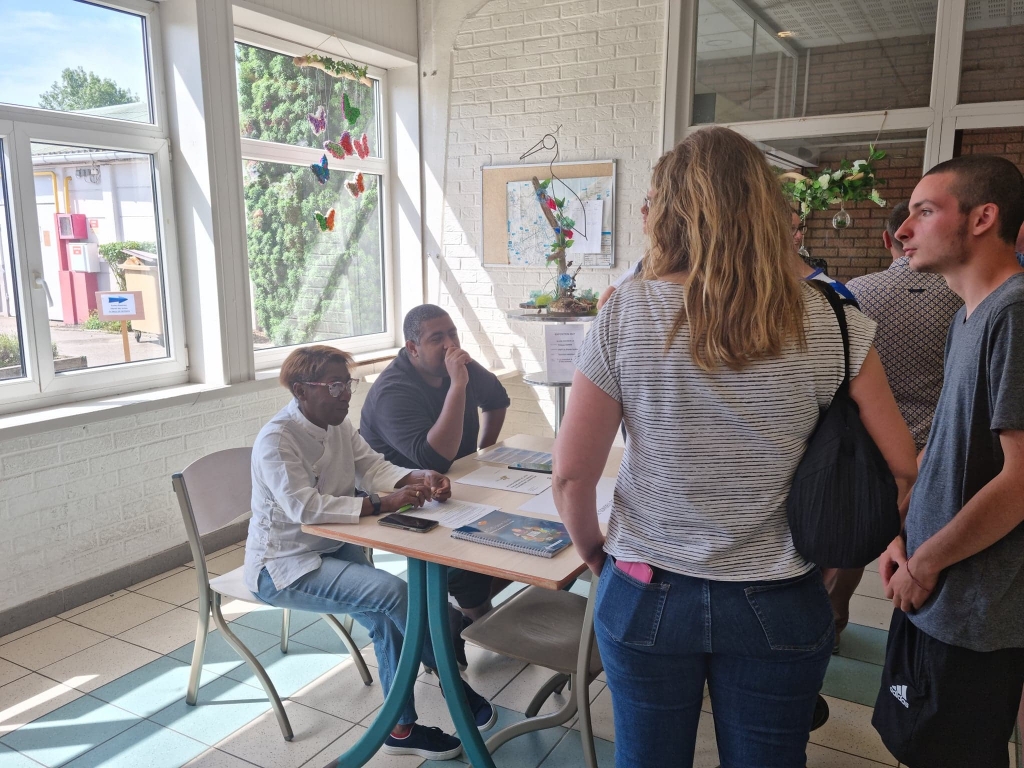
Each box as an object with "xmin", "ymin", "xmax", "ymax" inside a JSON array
[{"xmin": 577, "ymin": 279, "xmax": 876, "ymax": 582}]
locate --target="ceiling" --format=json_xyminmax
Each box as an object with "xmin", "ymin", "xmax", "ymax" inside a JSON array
[{"xmin": 696, "ymin": 0, "xmax": 1019, "ymax": 60}]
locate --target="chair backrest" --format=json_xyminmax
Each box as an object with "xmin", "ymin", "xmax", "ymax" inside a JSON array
[{"xmin": 172, "ymin": 447, "xmax": 253, "ymax": 588}]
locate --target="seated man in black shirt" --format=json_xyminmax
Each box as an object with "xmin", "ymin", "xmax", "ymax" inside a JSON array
[{"xmin": 360, "ymin": 305, "xmax": 512, "ymax": 662}]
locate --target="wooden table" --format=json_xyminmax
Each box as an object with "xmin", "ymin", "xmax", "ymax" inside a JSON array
[{"xmin": 302, "ymin": 434, "xmax": 620, "ymax": 768}]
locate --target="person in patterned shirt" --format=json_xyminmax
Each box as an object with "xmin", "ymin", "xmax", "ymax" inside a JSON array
[{"xmin": 822, "ymin": 202, "xmax": 963, "ymax": 654}]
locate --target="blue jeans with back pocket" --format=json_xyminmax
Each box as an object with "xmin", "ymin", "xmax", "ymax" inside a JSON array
[{"xmin": 594, "ymin": 558, "xmax": 834, "ymax": 768}]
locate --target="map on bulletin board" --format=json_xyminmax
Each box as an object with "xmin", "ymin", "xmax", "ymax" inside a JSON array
[{"xmin": 505, "ymin": 176, "xmax": 614, "ymax": 268}]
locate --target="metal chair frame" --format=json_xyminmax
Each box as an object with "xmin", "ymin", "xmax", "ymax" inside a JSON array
[{"xmin": 172, "ymin": 447, "xmax": 372, "ymax": 742}]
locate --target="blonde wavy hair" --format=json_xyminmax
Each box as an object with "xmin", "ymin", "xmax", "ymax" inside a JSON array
[{"xmin": 641, "ymin": 127, "xmax": 806, "ymax": 371}]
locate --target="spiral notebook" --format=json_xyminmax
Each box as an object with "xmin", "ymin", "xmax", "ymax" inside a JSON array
[{"xmin": 451, "ymin": 510, "xmax": 571, "ymax": 558}]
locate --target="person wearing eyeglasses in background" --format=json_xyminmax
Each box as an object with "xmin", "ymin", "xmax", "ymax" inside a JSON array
[{"xmin": 243, "ymin": 345, "xmax": 496, "ymax": 761}]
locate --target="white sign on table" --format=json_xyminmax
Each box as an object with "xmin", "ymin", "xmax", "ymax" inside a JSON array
[
  {"xmin": 544, "ymin": 323, "xmax": 584, "ymax": 383},
  {"xmin": 517, "ymin": 476, "xmax": 617, "ymax": 524}
]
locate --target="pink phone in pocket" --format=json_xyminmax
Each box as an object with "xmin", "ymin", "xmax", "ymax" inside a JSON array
[{"xmin": 615, "ymin": 559, "xmax": 654, "ymax": 583}]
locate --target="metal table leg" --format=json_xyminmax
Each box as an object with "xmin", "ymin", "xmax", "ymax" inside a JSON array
[
  {"xmin": 332, "ymin": 558, "xmax": 427, "ymax": 767},
  {"xmin": 554, "ymin": 385, "xmax": 566, "ymax": 435},
  {"xmin": 426, "ymin": 562, "xmax": 498, "ymax": 768}
]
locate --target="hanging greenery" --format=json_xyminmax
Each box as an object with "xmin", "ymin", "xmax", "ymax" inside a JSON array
[
  {"xmin": 293, "ymin": 54, "xmax": 371, "ymax": 87},
  {"xmin": 781, "ymin": 145, "xmax": 887, "ymax": 220}
]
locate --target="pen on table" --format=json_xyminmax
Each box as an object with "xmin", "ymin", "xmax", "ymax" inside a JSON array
[{"xmin": 396, "ymin": 504, "xmax": 414, "ymax": 513}]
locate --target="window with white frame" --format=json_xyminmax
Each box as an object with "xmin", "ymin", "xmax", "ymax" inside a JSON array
[
  {"xmin": 234, "ymin": 38, "xmax": 390, "ymax": 362},
  {"xmin": 0, "ymin": 0, "xmax": 185, "ymax": 413}
]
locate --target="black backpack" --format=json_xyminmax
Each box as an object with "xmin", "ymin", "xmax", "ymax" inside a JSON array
[{"xmin": 786, "ymin": 281, "xmax": 901, "ymax": 568}]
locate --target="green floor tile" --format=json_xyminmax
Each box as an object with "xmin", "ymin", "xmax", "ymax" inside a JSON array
[
  {"xmin": 167, "ymin": 623, "xmax": 281, "ymax": 677},
  {"xmin": 288, "ymin": 617, "xmax": 372, "ymax": 655},
  {"xmin": 232, "ymin": 606, "xmax": 319, "ymax": 637},
  {"xmin": 837, "ymin": 622, "xmax": 889, "ymax": 667},
  {"xmin": 222, "ymin": 639, "xmax": 346, "ymax": 697},
  {"xmin": 63, "ymin": 720, "xmax": 206, "ymax": 768},
  {"xmin": 90, "ymin": 657, "xmax": 211, "ymax": 719},
  {"xmin": 0, "ymin": 695, "xmax": 138, "ymax": 768},
  {"xmin": 538, "ymin": 730, "xmax": 616, "ymax": 768},
  {"xmin": 0, "ymin": 744, "xmax": 43, "ymax": 768},
  {"xmin": 150, "ymin": 675, "xmax": 271, "ymax": 747},
  {"xmin": 821, "ymin": 654, "xmax": 884, "ymax": 708}
]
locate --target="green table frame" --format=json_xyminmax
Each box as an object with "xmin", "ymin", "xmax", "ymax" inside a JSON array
[{"xmin": 328, "ymin": 558, "xmax": 497, "ymax": 768}]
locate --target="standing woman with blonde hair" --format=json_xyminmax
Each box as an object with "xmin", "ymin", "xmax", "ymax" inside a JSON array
[{"xmin": 553, "ymin": 127, "xmax": 917, "ymax": 767}]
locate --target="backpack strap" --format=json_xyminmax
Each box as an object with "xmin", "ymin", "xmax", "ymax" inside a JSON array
[{"xmin": 806, "ymin": 279, "xmax": 851, "ymax": 389}]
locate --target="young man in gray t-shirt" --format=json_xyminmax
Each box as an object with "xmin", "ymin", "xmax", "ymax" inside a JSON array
[{"xmin": 872, "ymin": 155, "xmax": 1024, "ymax": 768}]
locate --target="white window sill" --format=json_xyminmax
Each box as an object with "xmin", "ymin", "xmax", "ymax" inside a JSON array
[
  {"xmin": 0, "ymin": 347, "xmax": 405, "ymax": 441},
  {"xmin": 0, "ymin": 349, "xmax": 522, "ymax": 441}
]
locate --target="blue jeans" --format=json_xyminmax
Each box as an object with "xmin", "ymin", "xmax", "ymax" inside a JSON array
[
  {"xmin": 595, "ymin": 559, "xmax": 834, "ymax": 768},
  {"xmin": 254, "ymin": 543, "xmax": 437, "ymax": 725}
]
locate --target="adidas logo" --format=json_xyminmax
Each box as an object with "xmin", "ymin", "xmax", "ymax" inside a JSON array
[{"xmin": 890, "ymin": 684, "xmax": 909, "ymax": 708}]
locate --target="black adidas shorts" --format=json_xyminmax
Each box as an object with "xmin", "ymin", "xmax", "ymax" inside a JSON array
[{"xmin": 872, "ymin": 609, "xmax": 1024, "ymax": 768}]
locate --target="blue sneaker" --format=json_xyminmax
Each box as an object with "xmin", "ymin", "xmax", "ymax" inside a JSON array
[
  {"xmin": 382, "ymin": 725, "xmax": 462, "ymax": 760},
  {"xmin": 439, "ymin": 680, "xmax": 498, "ymax": 731}
]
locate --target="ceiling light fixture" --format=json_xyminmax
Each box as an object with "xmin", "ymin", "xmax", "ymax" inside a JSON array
[{"xmin": 777, "ymin": 30, "xmax": 795, "ymax": 38}]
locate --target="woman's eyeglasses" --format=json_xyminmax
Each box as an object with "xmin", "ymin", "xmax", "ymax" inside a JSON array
[
  {"xmin": 791, "ymin": 224, "xmax": 807, "ymax": 234},
  {"xmin": 303, "ymin": 379, "xmax": 359, "ymax": 397}
]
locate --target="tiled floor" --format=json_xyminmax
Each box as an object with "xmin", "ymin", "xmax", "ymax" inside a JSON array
[{"xmin": 0, "ymin": 549, "xmax": 1016, "ymax": 767}]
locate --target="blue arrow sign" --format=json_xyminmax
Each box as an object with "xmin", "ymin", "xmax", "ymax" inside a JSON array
[{"xmin": 108, "ymin": 296, "xmax": 128, "ymax": 304}]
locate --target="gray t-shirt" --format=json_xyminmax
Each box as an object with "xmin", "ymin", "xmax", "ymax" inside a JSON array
[{"xmin": 907, "ymin": 272, "xmax": 1024, "ymax": 652}]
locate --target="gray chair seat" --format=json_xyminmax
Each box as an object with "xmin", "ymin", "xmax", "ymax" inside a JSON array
[{"xmin": 462, "ymin": 586, "xmax": 601, "ymax": 678}]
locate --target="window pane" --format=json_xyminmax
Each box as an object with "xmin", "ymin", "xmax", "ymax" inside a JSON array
[
  {"xmin": 693, "ymin": 0, "xmax": 937, "ymax": 124},
  {"xmin": 236, "ymin": 43, "xmax": 380, "ymax": 158},
  {"xmin": 764, "ymin": 130, "xmax": 927, "ymax": 280},
  {"xmin": 959, "ymin": 14, "xmax": 1024, "ymax": 104},
  {"xmin": 0, "ymin": 0, "xmax": 152, "ymax": 123},
  {"xmin": 31, "ymin": 142, "xmax": 169, "ymax": 371},
  {"xmin": 243, "ymin": 160, "xmax": 384, "ymax": 349},
  {"xmin": 0, "ymin": 141, "xmax": 26, "ymax": 382}
]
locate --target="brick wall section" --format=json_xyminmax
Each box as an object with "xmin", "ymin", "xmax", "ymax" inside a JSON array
[
  {"xmin": 441, "ymin": 0, "xmax": 664, "ymax": 437},
  {"xmin": 960, "ymin": 26, "xmax": 1024, "ymax": 103},
  {"xmin": 958, "ymin": 127, "xmax": 1024, "ymax": 171}
]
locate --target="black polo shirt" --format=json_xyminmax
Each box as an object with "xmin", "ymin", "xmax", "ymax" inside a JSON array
[{"xmin": 359, "ymin": 349, "xmax": 510, "ymax": 473}]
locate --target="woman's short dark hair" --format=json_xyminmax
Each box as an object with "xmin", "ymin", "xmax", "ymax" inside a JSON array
[
  {"xmin": 279, "ymin": 345, "xmax": 353, "ymax": 392},
  {"xmin": 924, "ymin": 155, "xmax": 1024, "ymax": 244}
]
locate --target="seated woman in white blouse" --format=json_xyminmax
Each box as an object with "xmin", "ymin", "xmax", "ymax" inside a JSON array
[{"xmin": 243, "ymin": 345, "xmax": 495, "ymax": 761}]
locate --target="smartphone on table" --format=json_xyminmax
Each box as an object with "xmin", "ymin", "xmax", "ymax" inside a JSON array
[
  {"xmin": 377, "ymin": 513, "xmax": 438, "ymax": 533},
  {"xmin": 508, "ymin": 462, "xmax": 553, "ymax": 474}
]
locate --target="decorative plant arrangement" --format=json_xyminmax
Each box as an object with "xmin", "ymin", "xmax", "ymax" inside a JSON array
[
  {"xmin": 780, "ymin": 145, "xmax": 887, "ymax": 230},
  {"xmin": 518, "ymin": 177, "xmax": 598, "ymax": 315}
]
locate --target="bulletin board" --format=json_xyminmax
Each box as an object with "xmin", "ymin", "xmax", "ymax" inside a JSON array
[{"xmin": 481, "ymin": 160, "xmax": 616, "ymax": 268}]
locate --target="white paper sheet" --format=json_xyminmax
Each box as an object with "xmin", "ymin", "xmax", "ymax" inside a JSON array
[
  {"xmin": 517, "ymin": 476, "xmax": 617, "ymax": 524},
  {"xmin": 476, "ymin": 446, "xmax": 552, "ymax": 467},
  {"xmin": 403, "ymin": 499, "xmax": 497, "ymax": 529},
  {"xmin": 544, "ymin": 323, "xmax": 585, "ymax": 383},
  {"xmin": 564, "ymin": 199, "xmax": 604, "ymax": 254},
  {"xmin": 454, "ymin": 466, "xmax": 552, "ymax": 495}
]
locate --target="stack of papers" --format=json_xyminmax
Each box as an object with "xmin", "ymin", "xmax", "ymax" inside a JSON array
[{"xmin": 454, "ymin": 466, "xmax": 552, "ymax": 495}]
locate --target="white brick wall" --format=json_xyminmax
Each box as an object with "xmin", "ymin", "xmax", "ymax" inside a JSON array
[
  {"xmin": 0, "ymin": 388, "xmax": 284, "ymax": 612},
  {"xmin": 435, "ymin": 0, "xmax": 666, "ymax": 438}
]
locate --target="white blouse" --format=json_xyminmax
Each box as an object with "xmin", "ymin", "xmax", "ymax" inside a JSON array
[{"xmin": 243, "ymin": 398, "xmax": 412, "ymax": 592}]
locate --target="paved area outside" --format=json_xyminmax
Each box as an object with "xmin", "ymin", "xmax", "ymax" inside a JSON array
[{"xmin": 0, "ymin": 315, "xmax": 166, "ymax": 372}]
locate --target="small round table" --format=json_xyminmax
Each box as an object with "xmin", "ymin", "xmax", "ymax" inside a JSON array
[{"xmin": 507, "ymin": 311, "xmax": 596, "ymax": 435}]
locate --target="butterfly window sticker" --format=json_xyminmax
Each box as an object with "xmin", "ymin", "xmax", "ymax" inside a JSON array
[{"xmin": 297, "ymin": 47, "xmax": 374, "ymax": 224}]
